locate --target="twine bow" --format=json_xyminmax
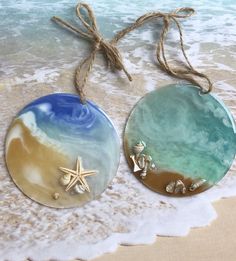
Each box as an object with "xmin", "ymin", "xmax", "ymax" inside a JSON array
[
  {"xmin": 52, "ymin": 3, "xmax": 213, "ymax": 103},
  {"xmin": 52, "ymin": 3, "xmax": 132, "ymax": 103}
]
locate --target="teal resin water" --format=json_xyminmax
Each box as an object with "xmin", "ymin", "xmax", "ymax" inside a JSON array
[{"xmin": 125, "ymin": 84, "xmax": 236, "ymax": 189}]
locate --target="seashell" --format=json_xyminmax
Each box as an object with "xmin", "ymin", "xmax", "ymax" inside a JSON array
[
  {"xmin": 145, "ymin": 155, "xmax": 152, "ymax": 162},
  {"xmin": 130, "ymin": 155, "xmax": 142, "ymax": 172},
  {"xmin": 174, "ymin": 180, "xmax": 186, "ymax": 194},
  {"xmin": 52, "ymin": 192, "xmax": 60, "ymax": 200},
  {"xmin": 74, "ymin": 184, "xmax": 86, "ymax": 194},
  {"xmin": 150, "ymin": 163, "xmax": 156, "ymax": 169},
  {"xmin": 138, "ymin": 155, "xmax": 146, "ymax": 169},
  {"xmin": 166, "ymin": 180, "xmax": 186, "ymax": 194},
  {"xmin": 166, "ymin": 181, "xmax": 176, "ymax": 193},
  {"xmin": 140, "ymin": 171, "xmax": 147, "ymax": 179},
  {"xmin": 133, "ymin": 141, "xmax": 145, "ymax": 155},
  {"xmin": 189, "ymin": 179, "xmax": 207, "ymax": 192},
  {"xmin": 60, "ymin": 174, "xmax": 71, "ymax": 186}
]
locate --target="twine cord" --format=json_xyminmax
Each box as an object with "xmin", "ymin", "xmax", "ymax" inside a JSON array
[
  {"xmin": 52, "ymin": 3, "xmax": 213, "ymax": 103},
  {"xmin": 52, "ymin": 3, "xmax": 132, "ymax": 103}
]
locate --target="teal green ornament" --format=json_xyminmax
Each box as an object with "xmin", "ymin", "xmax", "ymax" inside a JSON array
[{"xmin": 124, "ymin": 84, "xmax": 236, "ymax": 196}]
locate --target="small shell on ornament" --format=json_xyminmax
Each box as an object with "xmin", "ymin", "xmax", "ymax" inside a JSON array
[
  {"xmin": 166, "ymin": 181, "xmax": 175, "ymax": 193},
  {"xmin": 166, "ymin": 180, "xmax": 186, "ymax": 194},
  {"xmin": 140, "ymin": 171, "xmax": 147, "ymax": 179},
  {"xmin": 52, "ymin": 192, "xmax": 60, "ymax": 200},
  {"xmin": 74, "ymin": 184, "xmax": 86, "ymax": 194},
  {"xmin": 60, "ymin": 174, "xmax": 71, "ymax": 186},
  {"xmin": 150, "ymin": 163, "xmax": 156, "ymax": 170},
  {"xmin": 174, "ymin": 180, "xmax": 186, "ymax": 194},
  {"xmin": 133, "ymin": 141, "xmax": 146, "ymax": 155},
  {"xmin": 189, "ymin": 179, "xmax": 207, "ymax": 192}
]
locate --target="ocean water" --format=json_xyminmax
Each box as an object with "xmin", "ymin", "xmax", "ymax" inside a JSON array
[{"xmin": 0, "ymin": 0, "xmax": 236, "ymax": 83}]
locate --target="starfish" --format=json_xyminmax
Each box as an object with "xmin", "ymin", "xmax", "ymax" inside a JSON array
[{"xmin": 59, "ymin": 157, "xmax": 97, "ymax": 193}]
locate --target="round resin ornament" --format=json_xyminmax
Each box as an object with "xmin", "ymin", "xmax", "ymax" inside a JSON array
[
  {"xmin": 5, "ymin": 93, "xmax": 120, "ymax": 208},
  {"xmin": 124, "ymin": 84, "xmax": 236, "ymax": 196}
]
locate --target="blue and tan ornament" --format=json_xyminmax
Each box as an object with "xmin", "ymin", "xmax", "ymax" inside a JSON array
[{"xmin": 5, "ymin": 93, "xmax": 120, "ymax": 208}]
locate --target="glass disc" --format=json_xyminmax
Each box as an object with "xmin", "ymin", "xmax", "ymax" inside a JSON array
[
  {"xmin": 5, "ymin": 93, "xmax": 120, "ymax": 208},
  {"xmin": 124, "ymin": 84, "xmax": 236, "ymax": 196}
]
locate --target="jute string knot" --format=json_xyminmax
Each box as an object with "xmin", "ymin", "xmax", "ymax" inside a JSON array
[
  {"xmin": 115, "ymin": 7, "xmax": 212, "ymax": 94},
  {"xmin": 155, "ymin": 8, "xmax": 213, "ymax": 94},
  {"xmin": 52, "ymin": 3, "xmax": 213, "ymax": 103},
  {"xmin": 52, "ymin": 3, "xmax": 131, "ymax": 103}
]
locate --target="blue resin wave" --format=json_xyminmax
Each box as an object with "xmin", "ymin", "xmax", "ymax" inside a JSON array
[{"xmin": 5, "ymin": 93, "xmax": 120, "ymax": 208}]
